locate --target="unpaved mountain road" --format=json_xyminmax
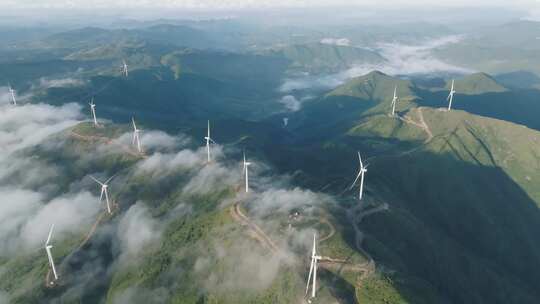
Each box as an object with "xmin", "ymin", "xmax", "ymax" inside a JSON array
[
  {"xmin": 398, "ymin": 107, "xmax": 433, "ymax": 143},
  {"xmin": 229, "ymin": 203, "xmax": 374, "ymax": 284},
  {"xmin": 45, "ymin": 128, "xmax": 137, "ymax": 288}
]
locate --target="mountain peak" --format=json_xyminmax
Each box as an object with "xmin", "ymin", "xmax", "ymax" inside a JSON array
[
  {"xmin": 449, "ymin": 72, "xmax": 508, "ymax": 95},
  {"xmin": 327, "ymin": 71, "xmax": 416, "ymax": 102}
]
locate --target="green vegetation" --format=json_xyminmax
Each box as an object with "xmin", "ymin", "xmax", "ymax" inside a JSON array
[{"xmin": 267, "ymin": 42, "xmax": 384, "ymax": 73}]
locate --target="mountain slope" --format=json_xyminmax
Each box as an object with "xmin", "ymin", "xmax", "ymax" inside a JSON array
[
  {"xmin": 273, "ymin": 70, "xmax": 540, "ymax": 303},
  {"xmin": 268, "ymin": 43, "xmax": 384, "ymax": 73},
  {"xmin": 337, "ymin": 107, "xmax": 540, "ymax": 303},
  {"xmin": 448, "ymin": 72, "xmax": 508, "ymax": 95}
]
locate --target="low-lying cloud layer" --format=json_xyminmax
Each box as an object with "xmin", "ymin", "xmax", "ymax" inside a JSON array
[
  {"xmin": 279, "ymin": 35, "xmax": 473, "ymax": 94},
  {"xmin": 0, "ymin": 102, "xmax": 99, "ymax": 256},
  {"xmin": 38, "ymin": 77, "xmax": 86, "ymax": 89},
  {"xmin": 320, "ymin": 37, "xmax": 351, "ymax": 46},
  {"xmin": 0, "ymin": 95, "xmax": 339, "ymax": 302},
  {"xmin": 116, "ymin": 202, "xmax": 162, "ymax": 264}
]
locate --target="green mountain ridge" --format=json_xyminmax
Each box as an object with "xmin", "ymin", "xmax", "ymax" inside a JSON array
[
  {"xmin": 267, "ymin": 43, "xmax": 384, "ymax": 73},
  {"xmin": 447, "ymin": 72, "xmax": 508, "ymax": 95}
]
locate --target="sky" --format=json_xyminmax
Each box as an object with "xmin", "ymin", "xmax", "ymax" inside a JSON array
[{"xmin": 0, "ymin": 0, "xmax": 537, "ymax": 10}]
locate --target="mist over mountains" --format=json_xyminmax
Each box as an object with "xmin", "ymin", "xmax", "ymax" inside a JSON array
[{"xmin": 1, "ymin": 5, "xmax": 540, "ymax": 304}]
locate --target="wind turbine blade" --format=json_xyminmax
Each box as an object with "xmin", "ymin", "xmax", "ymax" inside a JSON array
[
  {"xmin": 46, "ymin": 224, "xmax": 54, "ymax": 245},
  {"xmin": 312, "ymin": 255, "xmax": 318, "ymax": 298},
  {"xmin": 89, "ymin": 175, "xmax": 104, "ymax": 186},
  {"xmin": 350, "ymin": 171, "xmax": 362, "ymax": 190},
  {"xmin": 105, "ymin": 172, "xmax": 119, "ymax": 184},
  {"xmin": 312, "ymin": 233, "xmax": 317, "ymax": 256},
  {"xmin": 358, "ymin": 152, "xmax": 364, "ymax": 169},
  {"xmin": 207, "ymin": 120, "xmax": 210, "ymax": 138},
  {"xmin": 100, "ymin": 188, "xmax": 105, "ymax": 202},
  {"xmin": 132, "ymin": 117, "xmax": 137, "ymax": 130},
  {"xmin": 305, "ymin": 257, "xmax": 315, "ymax": 295}
]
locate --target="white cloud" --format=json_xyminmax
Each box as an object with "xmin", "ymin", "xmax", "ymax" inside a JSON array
[
  {"xmin": 0, "ymin": 101, "xmax": 104, "ymax": 256},
  {"xmin": 2, "ymin": 0, "xmax": 536, "ymax": 10},
  {"xmin": 344, "ymin": 35, "xmax": 473, "ymax": 77},
  {"xmin": 0, "ymin": 102, "xmax": 82, "ymax": 154},
  {"xmin": 116, "ymin": 203, "xmax": 162, "ymax": 264},
  {"xmin": 182, "ymin": 158, "xmax": 240, "ymax": 195},
  {"xmin": 279, "ymin": 35, "xmax": 473, "ymax": 93},
  {"xmin": 19, "ymin": 191, "xmax": 100, "ymax": 250},
  {"xmin": 135, "ymin": 149, "xmax": 204, "ymax": 178},
  {"xmin": 250, "ymin": 187, "xmax": 332, "ymax": 217},
  {"xmin": 38, "ymin": 77, "xmax": 86, "ymax": 89},
  {"xmin": 278, "ymin": 95, "xmax": 301, "ymax": 111},
  {"xmin": 320, "ymin": 38, "xmax": 351, "ymax": 46}
]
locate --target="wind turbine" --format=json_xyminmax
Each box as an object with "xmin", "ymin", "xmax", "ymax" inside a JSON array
[
  {"xmin": 305, "ymin": 233, "xmax": 322, "ymax": 300},
  {"xmin": 390, "ymin": 85, "xmax": 398, "ymax": 116},
  {"xmin": 447, "ymin": 79, "xmax": 456, "ymax": 111},
  {"xmin": 204, "ymin": 120, "xmax": 216, "ymax": 163},
  {"xmin": 121, "ymin": 59, "xmax": 129, "ymax": 77},
  {"xmin": 8, "ymin": 83, "xmax": 16, "ymax": 105},
  {"xmin": 90, "ymin": 174, "xmax": 116, "ymax": 214},
  {"xmin": 45, "ymin": 224, "xmax": 58, "ymax": 283},
  {"xmin": 350, "ymin": 152, "xmax": 368, "ymax": 200},
  {"xmin": 132, "ymin": 117, "xmax": 142, "ymax": 153},
  {"xmin": 89, "ymin": 98, "xmax": 98, "ymax": 126},
  {"xmin": 242, "ymin": 151, "xmax": 252, "ymax": 193}
]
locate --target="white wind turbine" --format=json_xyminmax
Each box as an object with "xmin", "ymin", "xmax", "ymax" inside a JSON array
[
  {"xmin": 121, "ymin": 59, "xmax": 129, "ymax": 77},
  {"xmin": 132, "ymin": 117, "xmax": 142, "ymax": 153},
  {"xmin": 8, "ymin": 83, "xmax": 16, "ymax": 105},
  {"xmin": 350, "ymin": 152, "xmax": 368, "ymax": 200},
  {"xmin": 305, "ymin": 233, "xmax": 322, "ymax": 301},
  {"xmin": 204, "ymin": 120, "xmax": 216, "ymax": 163},
  {"xmin": 45, "ymin": 224, "xmax": 58, "ymax": 283},
  {"xmin": 89, "ymin": 98, "xmax": 98, "ymax": 126},
  {"xmin": 242, "ymin": 151, "xmax": 252, "ymax": 193},
  {"xmin": 447, "ymin": 79, "xmax": 456, "ymax": 111},
  {"xmin": 390, "ymin": 85, "xmax": 398, "ymax": 116},
  {"xmin": 90, "ymin": 174, "xmax": 116, "ymax": 214}
]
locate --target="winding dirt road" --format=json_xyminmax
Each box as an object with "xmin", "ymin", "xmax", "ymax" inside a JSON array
[
  {"xmin": 229, "ymin": 198, "xmax": 381, "ymax": 289},
  {"xmin": 44, "ymin": 128, "xmax": 136, "ymax": 288},
  {"xmin": 230, "ymin": 202, "xmax": 280, "ymax": 253},
  {"xmin": 398, "ymin": 107, "xmax": 433, "ymax": 143}
]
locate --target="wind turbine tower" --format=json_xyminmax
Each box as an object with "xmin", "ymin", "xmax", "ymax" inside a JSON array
[
  {"xmin": 350, "ymin": 152, "xmax": 368, "ymax": 200},
  {"xmin": 89, "ymin": 98, "xmax": 98, "ymax": 126},
  {"xmin": 391, "ymin": 85, "xmax": 398, "ymax": 116},
  {"xmin": 243, "ymin": 152, "xmax": 252, "ymax": 193},
  {"xmin": 90, "ymin": 175, "xmax": 116, "ymax": 214},
  {"xmin": 121, "ymin": 59, "xmax": 129, "ymax": 77},
  {"xmin": 204, "ymin": 120, "xmax": 216, "ymax": 163},
  {"xmin": 8, "ymin": 83, "xmax": 16, "ymax": 105},
  {"xmin": 132, "ymin": 117, "xmax": 142, "ymax": 153},
  {"xmin": 447, "ymin": 79, "xmax": 456, "ymax": 111},
  {"xmin": 45, "ymin": 224, "xmax": 58, "ymax": 283},
  {"xmin": 305, "ymin": 233, "xmax": 322, "ymax": 301}
]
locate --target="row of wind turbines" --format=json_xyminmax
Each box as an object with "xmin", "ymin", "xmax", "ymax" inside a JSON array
[
  {"xmin": 34, "ymin": 63, "xmax": 451, "ymax": 295},
  {"xmin": 305, "ymin": 151, "xmax": 367, "ymax": 301},
  {"xmin": 389, "ymin": 79, "xmax": 456, "ymax": 116},
  {"xmin": 306, "ymin": 80, "xmax": 458, "ymax": 301},
  {"xmin": 44, "ymin": 114, "xmax": 254, "ymax": 286}
]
